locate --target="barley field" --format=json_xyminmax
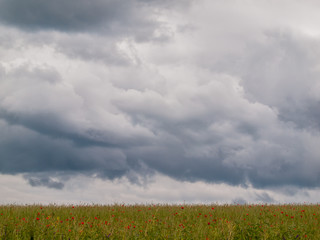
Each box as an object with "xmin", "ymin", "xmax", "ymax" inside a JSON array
[{"xmin": 0, "ymin": 204, "xmax": 319, "ymax": 239}]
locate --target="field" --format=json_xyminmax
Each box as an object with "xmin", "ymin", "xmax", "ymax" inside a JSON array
[{"xmin": 1, "ymin": 204, "xmax": 320, "ymax": 239}]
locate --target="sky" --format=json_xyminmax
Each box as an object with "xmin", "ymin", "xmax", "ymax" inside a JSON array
[{"xmin": 1, "ymin": 0, "xmax": 320, "ymax": 205}]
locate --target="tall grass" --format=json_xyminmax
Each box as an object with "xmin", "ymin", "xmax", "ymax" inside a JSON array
[{"xmin": 1, "ymin": 204, "xmax": 319, "ymax": 239}]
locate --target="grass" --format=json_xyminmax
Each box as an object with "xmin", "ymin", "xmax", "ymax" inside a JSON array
[{"xmin": 0, "ymin": 204, "xmax": 319, "ymax": 239}]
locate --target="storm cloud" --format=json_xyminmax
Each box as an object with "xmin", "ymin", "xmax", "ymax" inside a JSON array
[{"xmin": 1, "ymin": 0, "xmax": 320, "ymax": 203}]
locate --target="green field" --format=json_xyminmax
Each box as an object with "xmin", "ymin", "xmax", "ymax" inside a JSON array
[{"xmin": 0, "ymin": 204, "xmax": 319, "ymax": 239}]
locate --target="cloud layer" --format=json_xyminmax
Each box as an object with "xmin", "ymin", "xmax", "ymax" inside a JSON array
[{"xmin": 1, "ymin": 0, "xmax": 320, "ymax": 201}]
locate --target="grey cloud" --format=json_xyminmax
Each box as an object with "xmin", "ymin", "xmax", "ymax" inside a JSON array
[
  {"xmin": 54, "ymin": 36, "xmax": 131, "ymax": 66},
  {"xmin": 254, "ymin": 192, "xmax": 274, "ymax": 203},
  {"xmin": 0, "ymin": 27, "xmax": 136, "ymax": 67},
  {"xmin": 25, "ymin": 174, "xmax": 65, "ymax": 189},
  {"xmin": 2, "ymin": 0, "xmax": 320, "ymax": 195},
  {"xmin": 112, "ymin": 77, "xmax": 317, "ymax": 189},
  {"xmin": 233, "ymin": 31, "xmax": 320, "ymax": 132},
  {"xmin": 2, "ymin": 59, "xmax": 320, "ymax": 190},
  {"xmin": 0, "ymin": 63, "xmax": 154, "ymax": 148},
  {"xmin": 0, "ymin": 0, "xmax": 182, "ymax": 42},
  {"xmin": 0, "ymin": 0, "xmax": 140, "ymax": 31}
]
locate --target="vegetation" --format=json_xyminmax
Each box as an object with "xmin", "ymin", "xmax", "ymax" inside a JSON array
[{"xmin": 0, "ymin": 204, "xmax": 319, "ymax": 239}]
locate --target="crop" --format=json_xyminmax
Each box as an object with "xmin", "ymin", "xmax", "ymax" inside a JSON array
[{"xmin": 0, "ymin": 204, "xmax": 320, "ymax": 239}]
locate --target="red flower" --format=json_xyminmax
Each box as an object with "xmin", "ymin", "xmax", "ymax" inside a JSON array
[{"xmin": 36, "ymin": 218, "xmax": 40, "ymax": 221}]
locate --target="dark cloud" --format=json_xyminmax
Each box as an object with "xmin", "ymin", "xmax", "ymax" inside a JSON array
[
  {"xmin": 0, "ymin": 0, "xmax": 185, "ymax": 42},
  {"xmin": 0, "ymin": 0, "xmax": 141, "ymax": 31},
  {"xmin": 0, "ymin": 119, "xmax": 130, "ymax": 175}
]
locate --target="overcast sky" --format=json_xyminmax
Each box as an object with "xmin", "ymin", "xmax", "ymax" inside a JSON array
[{"xmin": 1, "ymin": 0, "xmax": 320, "ymax": 205}]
